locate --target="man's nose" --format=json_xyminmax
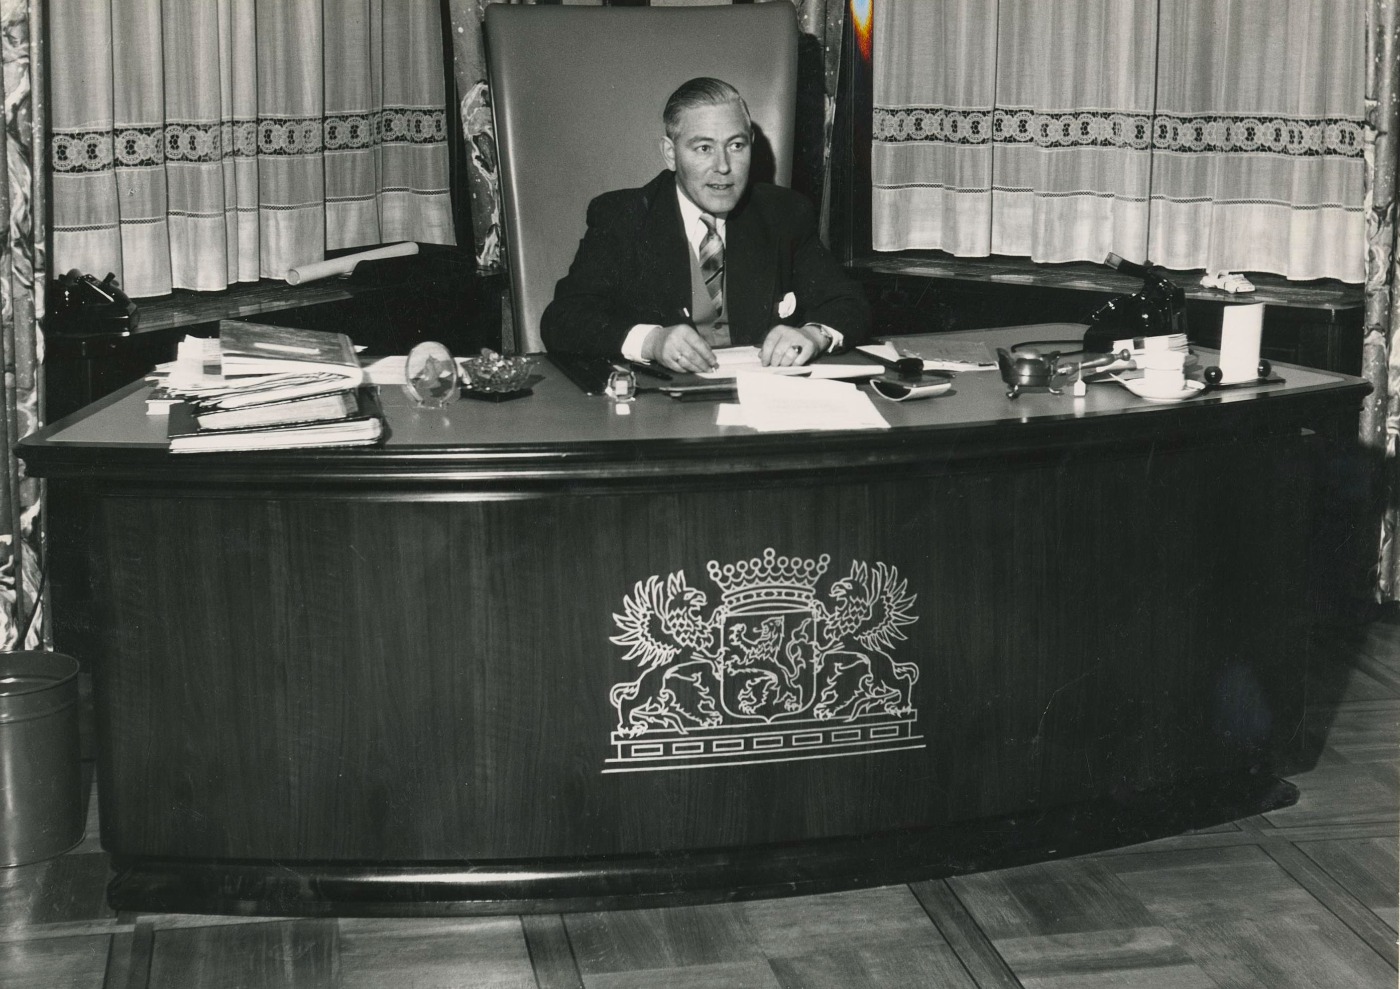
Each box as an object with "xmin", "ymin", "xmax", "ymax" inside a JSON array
[{"xmin": 714, "ymin": 149, "xmax": 731, "ymax": 173}]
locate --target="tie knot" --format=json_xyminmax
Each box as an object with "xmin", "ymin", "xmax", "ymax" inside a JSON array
[{"xmin": 700, "ymin": 214, "xmax": 720, "ymax": 235}]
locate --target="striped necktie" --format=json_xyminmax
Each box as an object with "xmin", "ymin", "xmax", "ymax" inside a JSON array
[{"xmin": 698, "ymin": 214, "xmax": 724, "ymax": 315}]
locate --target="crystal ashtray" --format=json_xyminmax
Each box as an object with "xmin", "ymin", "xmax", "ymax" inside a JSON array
[{"xmin": 459, "ymin": 350, "xmax": 538, "ymax": 400}]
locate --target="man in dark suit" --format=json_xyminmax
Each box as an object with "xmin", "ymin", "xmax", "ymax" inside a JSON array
[{"xmin": 541, "ymin": 77, "xmax": 869, "ymax": 374}]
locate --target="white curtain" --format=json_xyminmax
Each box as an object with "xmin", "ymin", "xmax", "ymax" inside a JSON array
[
  {"xmin": 1149, "ymin": 0, "xmax": 1364, "ymax": 280},
  {"xmin": 872, "ymin": 0, "xmax": 1365, "ymax": 281},
  {"xmin": 49, "ymin": 0, "xmax": 455, "ymax": 299},
  {"xmin": 871, "ymin": 1, "xmax": 1001, "ymax": 257}
]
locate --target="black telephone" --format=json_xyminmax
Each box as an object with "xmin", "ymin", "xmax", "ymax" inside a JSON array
[
  {"xmin": 47, "ymin": 270, "xmax": 139, "ymax": 336},
  {"xmin": 1081, "ymin": 254, "xmax": 1186, "ymax": 355}
]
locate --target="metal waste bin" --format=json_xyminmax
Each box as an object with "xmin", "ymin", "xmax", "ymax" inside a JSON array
[{"xmin": 0, "ymin": 651, "xmax": 84, "ymax": 866}]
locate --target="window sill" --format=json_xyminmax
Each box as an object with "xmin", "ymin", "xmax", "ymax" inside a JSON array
[
  {"xmin": 848, "ymin": 252, "xmax": 1362, "ymax": 313},
  {"xmin": 127, "ymin": 245, "xmax": 479, "ymax": 336},
  {"xmin": 134, "ymin": 278, "xmax": 378, "ymax": 335}
]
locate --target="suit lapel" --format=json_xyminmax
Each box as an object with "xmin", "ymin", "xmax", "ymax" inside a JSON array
[
  {"xmin": 637, "ymin": 172, "xmax": 692, "ymax": 325},
  {"xmin": 724, "ymin": 194, "xmax": 776, "ymax": 346}
]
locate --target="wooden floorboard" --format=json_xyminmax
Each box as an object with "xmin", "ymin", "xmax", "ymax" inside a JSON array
[
  {"xmin": 910, "ymin": 880, "xmax": 1021, "ymax": 989},
  {"xmin": 1258, "ymin": 840, "xmax": 1397, "ymax": 962},
  {"xmin": 145, "ymin": 920, "xmax": 339, "ymax": 989},
  {"xmin": 522, "ymin": 914, "xmax": 585, "ymax": 989},
  {"xmin": 565, "ymin": 903, "xmax": 767, "ymax": 975},
  {"xmin": 101, "ymin": 920, "xmax": 152, "ymax": 989},
  {"xmin": 1, "ymin": 616, "xmax": 1394, "ymax": 988},
  {"xmin": 335, "ymin": 916, "xmax": 536, "ymax": 989}
]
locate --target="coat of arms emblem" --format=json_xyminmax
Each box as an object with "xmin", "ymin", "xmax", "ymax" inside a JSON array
[{"xmin": 605, "ymin": 549, "xmax": 922, "ymax": 772}]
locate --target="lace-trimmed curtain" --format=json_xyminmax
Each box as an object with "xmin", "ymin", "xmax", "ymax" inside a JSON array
[
  {"xmin": 49, "ymin": 0, "xmax": 456, "ymax": 299},
  {"xmin": 873, "ymin": 2, "xmax": 1157, "ymax": 261},
  {"xmin": 1149, "ymin": 0, "xmax": 1364, "ymax": 279},
  {"xmin": 872, "ymin": 0, "xmax": 1365, "ymax": 282}
]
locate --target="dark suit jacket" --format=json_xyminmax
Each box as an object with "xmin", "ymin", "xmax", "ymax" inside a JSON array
[{"xmin": 540, "ymin": 170, "xmax": 869, "ymax": 356}]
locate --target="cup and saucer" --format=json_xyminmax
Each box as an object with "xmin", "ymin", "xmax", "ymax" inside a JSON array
[
  {"xmin": 1113, "ymin": 349, "xmax": 1205, "ymax": 403},
  {"xmin": 1114, "ymin": 376, "xmax": 1206, "ymax": 403}
]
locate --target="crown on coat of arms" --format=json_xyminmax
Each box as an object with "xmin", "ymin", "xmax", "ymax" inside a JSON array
[{"xmin": 707, "ymin": 548, "xmax": 830, "ymax": 610}]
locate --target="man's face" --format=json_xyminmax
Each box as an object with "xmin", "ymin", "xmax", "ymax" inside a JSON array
[{"xmin": 662, "ymin": 101, "xmax": 752, "ymax": 217}]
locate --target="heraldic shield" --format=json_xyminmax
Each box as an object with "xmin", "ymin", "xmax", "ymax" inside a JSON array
[
  {"xmin": 719, "ymin": 600, "xmax": 820, "ymax": 723},
  {"xmin": 606, "ymin": 549, "xmax": 923, "ymax": 773}
]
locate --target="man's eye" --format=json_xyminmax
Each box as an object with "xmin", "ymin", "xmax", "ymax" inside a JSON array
[
  {"xmin": 730, "ymin": 142, "xmax": 748, "ymax": 152},
  {"xmin": 695, "ymin": 144, "xmax": 712, "ymax": 153}
]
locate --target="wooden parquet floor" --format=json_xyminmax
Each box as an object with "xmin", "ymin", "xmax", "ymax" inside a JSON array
[{"xmin": 3, "ymin": 618, "xmax": 1396, "ymax": 989}]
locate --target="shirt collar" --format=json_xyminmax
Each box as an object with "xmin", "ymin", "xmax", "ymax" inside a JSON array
[{"xmin": 675, "ymin": 184, "xmax": 725, "ymax": 251}]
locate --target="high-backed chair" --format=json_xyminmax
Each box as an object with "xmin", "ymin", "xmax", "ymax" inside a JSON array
[{"xmin": 485, "ymin": 4, "xmax": 799, "ymax": 353}]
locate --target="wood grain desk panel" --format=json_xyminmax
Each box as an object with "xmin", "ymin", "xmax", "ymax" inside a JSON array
[{"xmin": 18, "ymin": 326, "xmax": 1370, "ymax": 915}]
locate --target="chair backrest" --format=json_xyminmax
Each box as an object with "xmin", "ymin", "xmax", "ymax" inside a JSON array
[{"xmin": 485, "ymin": 4, "xmax": 799, "ymax": 353}]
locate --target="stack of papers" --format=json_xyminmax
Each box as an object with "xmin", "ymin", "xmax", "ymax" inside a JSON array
[
  {"xmin": 719, "ymin": 373, "xmax": 889, "ymax": 432},
  {"xmin": 1097, "ymin": 333, "xmax": 1192, "ymax": 375},
  {"xmin": 150, "ymin": 321, "xmax": 383, "ymax": 453},
  {"xmin": 153, "ymin": 321, "xmax": 366, "ymax": 409},
  {"xmin": 858, "ymin": 340, "xmax": 998, "ymax": 372}
]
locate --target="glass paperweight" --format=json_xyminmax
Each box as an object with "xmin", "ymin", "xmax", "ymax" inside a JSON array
[{"xmin": 403, "ymin": 341, "xmax": 460, "ymax": 409}]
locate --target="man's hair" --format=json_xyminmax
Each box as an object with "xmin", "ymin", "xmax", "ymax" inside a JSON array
[{"xmin": 662, "ymin": 77, "xmax": 752, "ymax": 140}]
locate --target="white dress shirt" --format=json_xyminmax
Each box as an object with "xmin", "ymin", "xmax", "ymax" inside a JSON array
[{"xmin": 620, "ymin": 186, "xmax": 843, "ymax": 362}]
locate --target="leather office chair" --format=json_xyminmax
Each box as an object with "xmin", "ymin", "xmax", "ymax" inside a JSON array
[{"xmin": 485, "ymin": 4, "xmax": 799, "ymax": 353}]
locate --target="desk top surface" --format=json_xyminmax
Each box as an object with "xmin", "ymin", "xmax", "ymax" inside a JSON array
[{"xmin": 21, "ymin": 325, "xmax": 1369, "ymax": 484}]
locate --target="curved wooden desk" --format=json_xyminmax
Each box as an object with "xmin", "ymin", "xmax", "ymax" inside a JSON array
[{"xmin": 21, "ymin": 326, "xmax": 1369, "ymax": 916}]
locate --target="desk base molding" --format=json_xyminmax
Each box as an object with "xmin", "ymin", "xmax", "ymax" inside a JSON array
[{"xmin": 106, "ymin": 771, "xmax": 1295, "ymax": 917}]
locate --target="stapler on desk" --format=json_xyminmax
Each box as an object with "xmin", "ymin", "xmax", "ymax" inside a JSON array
[{"xmin": 47, "ymin": 270, "xmax": 139, "ymax": 337}]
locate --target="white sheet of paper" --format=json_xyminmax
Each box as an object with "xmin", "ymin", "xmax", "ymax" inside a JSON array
[
  {"xmin": 1219, "ymin": 304, "xmax": 1265, "ymax": 382},
  {"xmin": 873, "ymin": 338, "xmax": 999, "ymax": 370},
  {"xmin": 165, "ymin": 336, "xmax": 225, "ymax": 390},
  {"xmin": 698, "ymin": 346, "xmax": 882, "ymax": 380},
  {"xmin": 859, "ymin": 341, "xmax": 998, "ymax": 372},
  {"xmin": 698, "ymin": 346, "xmax": 811, "ymax": 379},
  {"xmin": 734, "ymin": 372, "xmax": 889, "ymax": 432},
  {"xmin": 363, "ymin": 355, "xmax": 408, "ymax": 385},
  {"xmin": 806, "ymin": 364, "xmax": 884, "ymax": 380},
  {"xmin": 715, "ymin": 403, "xmax": 747, "ymax": 427}
]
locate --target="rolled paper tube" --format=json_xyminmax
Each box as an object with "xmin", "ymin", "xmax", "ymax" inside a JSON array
[{"xmin": 285, "ymin": 242, "xmax": 419, "ymax": 285}]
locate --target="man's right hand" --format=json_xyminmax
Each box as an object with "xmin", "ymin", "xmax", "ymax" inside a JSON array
[{"xmin": 643, "ymin": 324, "xmax": 718, "ymax": 373}]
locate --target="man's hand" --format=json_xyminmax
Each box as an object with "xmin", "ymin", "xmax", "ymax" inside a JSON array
[
  {"xmin": 642, "ymin": 324, "xmax": 718, "ymax": 373},
  {"xmin": 760, "ymin": 324, "xmax": 828, "ymax": 367}
]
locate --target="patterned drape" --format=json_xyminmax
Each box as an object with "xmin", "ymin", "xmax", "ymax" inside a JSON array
[
  {"xmin": 445, "ymin": 0, "xmax": 847, "ymax": 275},
  {"xmin": 48, "ymin": 0, "xmax": 455, "ymax": 299},
  {"xmin": 872, "ymin": 0, "xmax": 1365, "ymax": 282},
  {"xmin": 1366, "ymin": 0, "xmax": 1400, "ymax": 603},
  {"xmin": 444, "ymin": 0, "xmax": 529, "ymax": 277},
  {"xmin": 0, "ymin": 0, "xmax": 44, "ymax": 649}
]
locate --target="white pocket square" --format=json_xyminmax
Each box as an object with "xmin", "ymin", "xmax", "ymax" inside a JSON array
[{"xmin": 777, "ymin": 292, "xmax": 797, "ymax": 320}]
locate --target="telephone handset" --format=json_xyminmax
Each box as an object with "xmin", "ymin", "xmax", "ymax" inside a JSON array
[{"xmin": 47, "ymin": 269, "xmax": 139, "ymax": 335}]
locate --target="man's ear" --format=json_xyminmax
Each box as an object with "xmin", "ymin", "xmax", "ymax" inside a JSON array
[{"xmin": 660, "ymin": 136, "xmax": 676, "ymax": 170}]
